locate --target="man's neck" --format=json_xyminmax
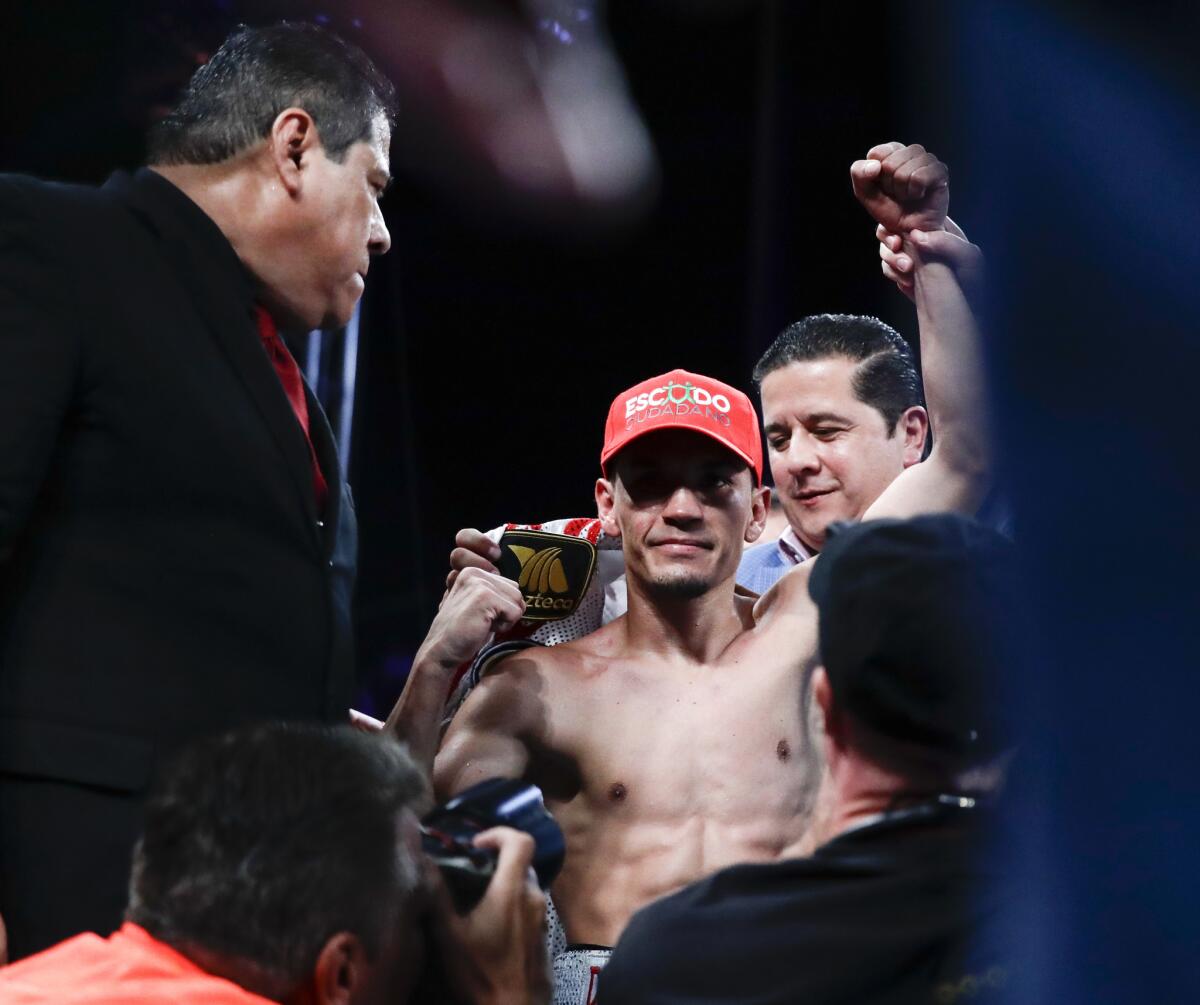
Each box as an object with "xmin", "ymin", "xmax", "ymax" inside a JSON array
[
  {"xmin": 620, "ymin": 574, "xmax": 749, "ymax": 664},
  {"xmin": 789, "ymin": 754, "xmax": 923, "ymax": 854},
  {"xmin": 168, "ymin": 938, "xmax": 293, "ymax": 1001}
]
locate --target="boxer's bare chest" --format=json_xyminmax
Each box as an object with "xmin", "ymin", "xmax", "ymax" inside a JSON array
[{"xmin": 531, "ymin": 627, "xmax": 816, "ymax": 843}]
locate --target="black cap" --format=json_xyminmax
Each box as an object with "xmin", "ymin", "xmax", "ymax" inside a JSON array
[{"xmin": 807, "ymin": 514, "xmax": 1016, "ymax": 759}]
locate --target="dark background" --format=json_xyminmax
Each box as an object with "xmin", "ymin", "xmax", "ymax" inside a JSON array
[{"xmin": 5, "ymin": 3, "xmax": 1200, "ymax": 998}]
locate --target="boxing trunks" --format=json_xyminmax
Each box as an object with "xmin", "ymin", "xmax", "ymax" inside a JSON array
[{"xmin": 552, "ymin": 945, "xmax": 612, "ymax": 1005}]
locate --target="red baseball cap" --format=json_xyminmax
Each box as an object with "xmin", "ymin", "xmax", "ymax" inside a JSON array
[{"xmin": 600, "ymin": 368, "xmax": 763, "ymax": 482}]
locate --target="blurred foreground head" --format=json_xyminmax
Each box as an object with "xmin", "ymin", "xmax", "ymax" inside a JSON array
[
  {"xmin": 127, "ymin": 723, "xmax": 430, "ymax": 1004},
  {"xmin": 355, "ymin": 0, "xmax": 658, "ymax": 228},
  {"xmin": 808, "ymin": 514, "xmax": 1017, "ymax": 785}
]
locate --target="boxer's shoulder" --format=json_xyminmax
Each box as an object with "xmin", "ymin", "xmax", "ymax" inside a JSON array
[
  {"xmin": 734, "ymin": 590, "xmax": 758, "ymax": 624},
  {"xmin": 493, "ymin": 620, "xmax": 623, "ymax": 686},
  {"xmin": 751, "ymin": 560, "xmax": 817, "ymax": 626},
  {"xmin": 484, "ymin": 635, "xmax": 583, "ymax": 686},
  {"xmin": 480, "ymin": 646, "xmax": 551, "ymax": 686}
]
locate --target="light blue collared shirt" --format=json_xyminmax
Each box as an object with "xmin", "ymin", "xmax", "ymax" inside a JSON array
[{"xmin": 736, "ymin": 526, "xmax": 814, "ymax": 594}]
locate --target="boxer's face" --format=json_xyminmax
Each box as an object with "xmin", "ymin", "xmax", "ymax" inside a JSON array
[
  {"xmin": 269, "ymin": 114, "xmax": 392, "ymax": 331},
  {"xmin": 761, "ymin": 357, "xmax": 926, "ymax": 553},
  {"xmin": 599, "ymin": 430, "xmax": 768, "ymax": 599}
]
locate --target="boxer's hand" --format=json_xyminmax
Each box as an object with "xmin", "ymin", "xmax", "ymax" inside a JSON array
[
  {"xmin": 437, "ymin": 827, "xmax": 551, "ymax": 1005},
  {"xmin": 851, "ymin": 141, "xmax": 949, "ymax": 235},
  {"xmin": 420, "ymin": 568, "xmax": 526, "ymax": 672},
  {"xmin": 444, "ymin": 528, "xmax": 503, "ymax": 598}
]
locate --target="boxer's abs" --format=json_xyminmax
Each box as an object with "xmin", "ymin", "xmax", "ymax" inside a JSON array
[
  {"xmin": 550, "ymin": 802, "xmax": 805, "ymax": 946},
  {"xmin": 532, "ymin": 629, "xmax": 819, "ymax": 945}
]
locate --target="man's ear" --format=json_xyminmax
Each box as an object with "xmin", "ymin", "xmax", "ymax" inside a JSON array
[
  {"xmin": 596, "ymin": 477, "xmax": 621, "ymax": 540},
  {"xmin": 311, "ymin": 932, "xmax": 368, "ymax": 1005},
  {"xmin": 268, "ymin": 107, "xmax": 321, "ymax": 197},
  {"xmin": 744, "ymin": 483, "xmax": 770, "ymax": 544},
  {"xmin": 898, "ymin": 405, "xmax": 929, "ymax": 468}
]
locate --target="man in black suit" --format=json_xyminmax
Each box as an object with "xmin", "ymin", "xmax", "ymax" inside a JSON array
[{"xmin": 0, "ymin": 22, "xmax": 394, "ymax": 958}]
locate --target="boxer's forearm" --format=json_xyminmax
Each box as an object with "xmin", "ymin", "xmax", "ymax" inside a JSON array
[
  {"xmin": 394, "ymin": 568, "xmax": 526, "ymax": 777},
  {"xmin": 911, "ymin": 251, "xmax": 990, "ymax": 497},
  {"xmin": 385, "ymin": 653, "xmax": 459, "ymax": 778}
]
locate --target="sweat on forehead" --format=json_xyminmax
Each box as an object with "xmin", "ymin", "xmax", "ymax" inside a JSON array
[{"xmin": 599, "ymin": 368, "xmax": 764, "ymax": 483}]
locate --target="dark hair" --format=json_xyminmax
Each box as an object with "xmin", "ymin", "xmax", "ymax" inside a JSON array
[
  {"xmin": 126, "ymin": 723, "xmax": 428, "ymax": 986},
  {"xmin": 752, "ymin": 314, "xmax": 924, "ymax": 434},
  {"xmin": 148, "ymin": 22, "xmax": 397, "ymax": 166},
  {"xmin": 843, "ymin": 713, "xmax": 1007, "ymax": 791}
]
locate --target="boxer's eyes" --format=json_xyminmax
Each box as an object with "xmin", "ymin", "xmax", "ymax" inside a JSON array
[
  {"xmin": 622, "ymin": 467, "xmax": 737, "ymax": 502},
  {"xmin": 623, "ymin": 473, "xmax": 670, "ymax": 501}
]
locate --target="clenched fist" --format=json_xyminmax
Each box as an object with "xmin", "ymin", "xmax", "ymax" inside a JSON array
[
  {"xmin": 850, "ymin": 141, "xmax": 949, "ymax": 235},
  {"xmin": 418, "ymin": 567, "xmax": 526, "ymax": 672}
]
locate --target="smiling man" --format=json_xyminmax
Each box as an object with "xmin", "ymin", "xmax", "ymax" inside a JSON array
[
  {"xmin": 739, "ymin": 313, "xmax": 929, "ymax": 579},
  {"xmin": 737, "ymin": 142, "xmax": 990, "ymax": 592},
  {"xmin": 0, "ymin": 22, "xmax": 394, "ymax": 958}
]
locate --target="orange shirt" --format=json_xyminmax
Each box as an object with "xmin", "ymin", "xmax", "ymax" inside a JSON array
[{"xmin": 0, "ymin": 922, "xmax": 276, "ymax": 1004}]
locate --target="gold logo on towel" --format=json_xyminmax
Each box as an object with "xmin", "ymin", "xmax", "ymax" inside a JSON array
[
  {"xmin": 508, "ymin": 545, "xmax": 570, "ymax": 594},
  {"xmin": 497, "ymin": 530, "xmax": 598, "ymax": 622}
]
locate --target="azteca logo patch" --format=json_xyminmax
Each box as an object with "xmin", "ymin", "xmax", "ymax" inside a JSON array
[
  {"xmin": 624, "ymin": 380, "xmax": 733, "ymax": 429},
  {"xmin": 496, "ymin": 530, "xmax": 598, "ymax": 622},
  {"xmin": 508, "ymin": 545, "xmax": 569, "ymax": 594}
]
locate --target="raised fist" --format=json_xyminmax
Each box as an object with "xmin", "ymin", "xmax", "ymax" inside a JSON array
[
  {"xmin": 850, "ymin": 142, "xmax": 949, "ymax": 235},
  {"xmin": 419, "ymin": 567, "xmax": 526, "ymax": 671}
]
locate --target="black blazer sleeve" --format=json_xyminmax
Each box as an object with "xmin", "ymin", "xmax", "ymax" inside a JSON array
[{"xmin": 0, "ymin": 177, "xmax": 82, "ymax": 562}]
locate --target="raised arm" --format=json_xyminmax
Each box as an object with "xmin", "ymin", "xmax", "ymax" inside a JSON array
[
  {"xmin": 850, "ymin": 142, "xmax": 991, "ymax": 520},
  {"xmin": 384, "ymin": 567, "xmax": 526, "ymax": 777}
]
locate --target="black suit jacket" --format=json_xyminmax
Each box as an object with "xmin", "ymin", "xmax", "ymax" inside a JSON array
[{"xmin": 0, "ymin": 169, "xmax": 357, "ymax": 953}]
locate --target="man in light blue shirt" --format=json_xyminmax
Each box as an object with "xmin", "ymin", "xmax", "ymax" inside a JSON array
[{"xmin": 737, "ymin": 141, "xmax": 995, "ymax": 592}]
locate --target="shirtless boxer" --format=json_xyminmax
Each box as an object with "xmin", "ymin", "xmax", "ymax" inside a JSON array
[{"xmin": 387, "ymin": 142, "xmax": 988, "ymax": 994}]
